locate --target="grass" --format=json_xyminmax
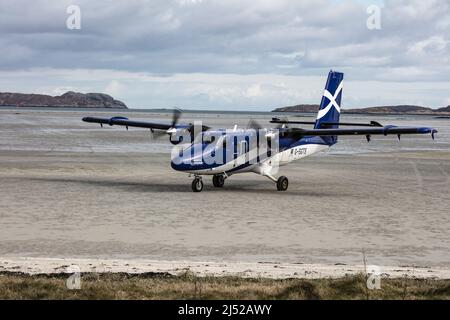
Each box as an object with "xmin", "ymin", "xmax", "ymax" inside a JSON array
[{"xmin": 0, "ymin": 272, "xmax": 449, "ymax": 300}]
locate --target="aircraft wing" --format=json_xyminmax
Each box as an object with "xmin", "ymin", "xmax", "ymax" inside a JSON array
[
  {"xmin": 288, "ymin": 126, "xmax": 438, "ymax": 140},
  {"xmin": 82, "ymin": 116, "xmax": 173, "ymax": 130},
  {"xmin": 82, "ymin": 115, "xmax": 210, "ymax": 144}
]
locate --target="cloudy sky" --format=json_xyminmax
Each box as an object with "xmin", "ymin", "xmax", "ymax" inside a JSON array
[{"xmin": 0, "ymin": 0, "xmax": 449, "ymax": 110}]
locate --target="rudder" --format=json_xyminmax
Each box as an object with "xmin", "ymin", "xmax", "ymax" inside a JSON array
[{"xmin": 314, "ymin": 70, "xmax": 344, "ymax": 145}]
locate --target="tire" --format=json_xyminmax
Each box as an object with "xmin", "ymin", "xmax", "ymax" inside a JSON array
[
  {"xmin": 192, "ymin": 178, "xmax": 203, "ymax": 192},
  {"xmin": 276, "ymin": 176, "xmax": 288, "ymax": 191},
  {"xmin": 212, "ymin": 175, "xmax": 225, "ymax": 187}
]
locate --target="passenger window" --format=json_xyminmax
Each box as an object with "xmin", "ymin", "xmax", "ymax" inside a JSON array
[{"xmin": 240, "ymin": 141, "xmax": 247, "ymax": 154}]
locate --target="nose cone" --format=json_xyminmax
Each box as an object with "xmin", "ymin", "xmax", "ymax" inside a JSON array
[
  {"xmin": 171, "ymin": 152, "xmax": 189, "ymax": 171},
  {"xmin": 171, "ymin": 159, "xmax": 186, "ymax": 171},
  {"xmin": 170, "ymin": 143, "xmax": 207, "ymax": 172}
]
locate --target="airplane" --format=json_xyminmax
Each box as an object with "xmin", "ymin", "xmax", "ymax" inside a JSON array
[{"xmin": 82, "ymin": 70, "xmax": 437, "ymax": 192}]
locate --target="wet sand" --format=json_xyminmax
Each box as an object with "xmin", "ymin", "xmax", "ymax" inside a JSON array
[{"xmin": 0, "ymin": 110, "xmax": 449, "ymax": 272}]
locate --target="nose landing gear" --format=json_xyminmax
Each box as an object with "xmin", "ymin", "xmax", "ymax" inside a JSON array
[{"xmin": 191, "ymin": 177, "xmax": 203, "ymax": 192}]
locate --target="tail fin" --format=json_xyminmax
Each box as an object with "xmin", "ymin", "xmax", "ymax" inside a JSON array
[{"xmin": 314, "ymin": 70, "xmax": 344, "ymax": 145}]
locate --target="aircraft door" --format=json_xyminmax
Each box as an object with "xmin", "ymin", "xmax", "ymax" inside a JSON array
[
  {"xmin": 240, "ymin": 140, "xmax": 247, "ymax": 165},
  {"xmin": 235, "ymin": 138, "xmax": 248, "ymax": 166},
  {"xmin": 233, "ymin": 136, "xmax": 238, "ymax": 159}
]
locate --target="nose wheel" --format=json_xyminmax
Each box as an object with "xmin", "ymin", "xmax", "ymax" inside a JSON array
[{"xmin": 191, "ymin": 177, "xmax": 203, "ymax": 192}]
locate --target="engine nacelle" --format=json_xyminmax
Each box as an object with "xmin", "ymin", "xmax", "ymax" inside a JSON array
[
  {"xmin": 169, "ymin": 134, "xmax": 184, "ymax": 145},
  {"xmin": 167, "ymin": 128, "xmax": 189, "ymax": 145}
]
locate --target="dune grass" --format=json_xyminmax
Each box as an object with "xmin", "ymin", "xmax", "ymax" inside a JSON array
[{"xmin": 0, "ymin": 272, "xmax": 449, "ymax": 300}]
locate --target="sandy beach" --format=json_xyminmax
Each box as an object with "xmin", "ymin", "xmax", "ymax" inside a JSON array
[
  {"xmin": 0, "ymin": 109, "xmax": 449, "ymax": 276},
  {"xmin": 1, "ymin": 257, "xmax": 450, "ymax": 279}
]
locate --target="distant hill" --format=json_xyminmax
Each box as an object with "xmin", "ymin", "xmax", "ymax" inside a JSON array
[
  {"xmin": 272, "ymin": 104, "xmax": 320, "ymax": 113},
  {"xmin": 437, "ymin": 105, "xmax": 450, "ymax": 113},
  {"xmin": 0, "ymin": 91, "xmax": 127, "ymax": 109},
  {"xmin": 272, "ymin": 104, "xmax": 450, "ymax": 115}
]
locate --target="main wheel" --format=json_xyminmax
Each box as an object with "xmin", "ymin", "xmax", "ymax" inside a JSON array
[
  {"xmin": 191, "ymin": 178, "xmax": 203, "ymax": 192},
  {"xmin": 212, "ymin": 175, "xmax": 225, "ymax": 187},
  {"xmin": 276, "ymin": 176, "xmax": 288, "ymax": 191}
]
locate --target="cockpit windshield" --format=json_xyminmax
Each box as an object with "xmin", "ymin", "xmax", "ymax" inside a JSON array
[
  {"xmin": 203, "ymin": 134, "xmax": 215, "ymax": 144},
  {"xmin": 193, "ymin": 132, "xmax": 221, "ymax": 145}
]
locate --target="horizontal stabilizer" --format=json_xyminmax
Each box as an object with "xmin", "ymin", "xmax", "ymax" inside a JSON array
[{"xmin": 271, "ymin": 118, "xmax": 383, "ymax": 128}]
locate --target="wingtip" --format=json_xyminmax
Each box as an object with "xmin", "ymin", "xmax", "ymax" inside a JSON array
[{"xmin": 432, "ymin": 129, "xmax": 438, "ymax": 140}]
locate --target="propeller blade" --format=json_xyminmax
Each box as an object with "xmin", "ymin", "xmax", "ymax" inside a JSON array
[
  {"xmin": 432, "ymin": 130, "xmax": 437, "ymax": 140},
  {"xmin": 187, "ymin": 124, "xmax": 211, "ymax": 140},
  {"xmin": 270, "ymin": 117, "xmax": 289, "ymax": 129},
  {"xmin": 170, "ymin": 108, "xmax": 211, "ymax": 142},
  {"xmin": 277, "ymin": 117, "xmax": 290, "ymax": 129},
  {"xmin": 247, "ymin": 119, "xmax": 262, "ymax": 130},
  {"xmin": 150, "ymin": 128, "xmax": 166, "ymax": 140},
  {"xmin": 171, "ymin": 108, "xmax": 182, "ymax": 127}
]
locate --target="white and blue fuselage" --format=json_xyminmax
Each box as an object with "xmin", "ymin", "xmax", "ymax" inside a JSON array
[{"xmin": 171, "ymin": 129, "xmax": 331, "ymax": 179}]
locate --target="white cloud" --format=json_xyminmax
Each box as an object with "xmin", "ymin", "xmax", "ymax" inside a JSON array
[
  {"xmin": 244, "ymin": 84, "xmax": 263, "ymax": 98},
  {"xmin": 0, "ymin": 0, "xmax": 449, "ymax": 108},
  {"xmin": 408, "ymin": 36, "xmax": 448, "ymax": 55},
  {"xmin": 104, "ymin": 80, "xmax": 125, "ymax": 97}
]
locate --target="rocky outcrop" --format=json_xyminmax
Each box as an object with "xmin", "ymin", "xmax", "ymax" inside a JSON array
[
  {"xmin": 272, "ymin": 104, "xmax": 450, "ymax": 115},
  {"xmin": 437, "ymin": 105, "xmax": 450, "ymax": 113},
  {"xmin": 0, "ymin": 91, "xmax": 127, "ymax": 109},
  {"xmin": 272, "ymin": 104, "xmax": 320, "ymax": 113},
  {"xmin": 344, "ymin": 105, "xmax": 442, "ymax": 115}
]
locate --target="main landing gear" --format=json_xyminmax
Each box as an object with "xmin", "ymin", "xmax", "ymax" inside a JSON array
[
  {"xmin": 190, "ymin": 174, "xmax": 288, "ymax": 192},
  {"xmin": 212, "ymin": 174, "xmax": 225, "ymax": 187},
  {"xmin": 264, "ymin": 174, "xmax": 289, "ymax": 191},
  {"xmin": 276, "ymin": 176, "xmax": 289, "ymax": 191}
]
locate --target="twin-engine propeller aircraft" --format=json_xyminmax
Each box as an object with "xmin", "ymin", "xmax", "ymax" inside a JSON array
[{"xmin": 82, "ymin": 71, "xmax": 437, "ymax": 192}]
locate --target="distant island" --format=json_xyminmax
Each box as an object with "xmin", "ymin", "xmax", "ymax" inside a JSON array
[
  {"xmin": 273, "ymin": 104, "xmax": 450, "ymax": 115},
  {"xmin": 0, "ymin": 91, "xmax": 127, "ymax": 109}
]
